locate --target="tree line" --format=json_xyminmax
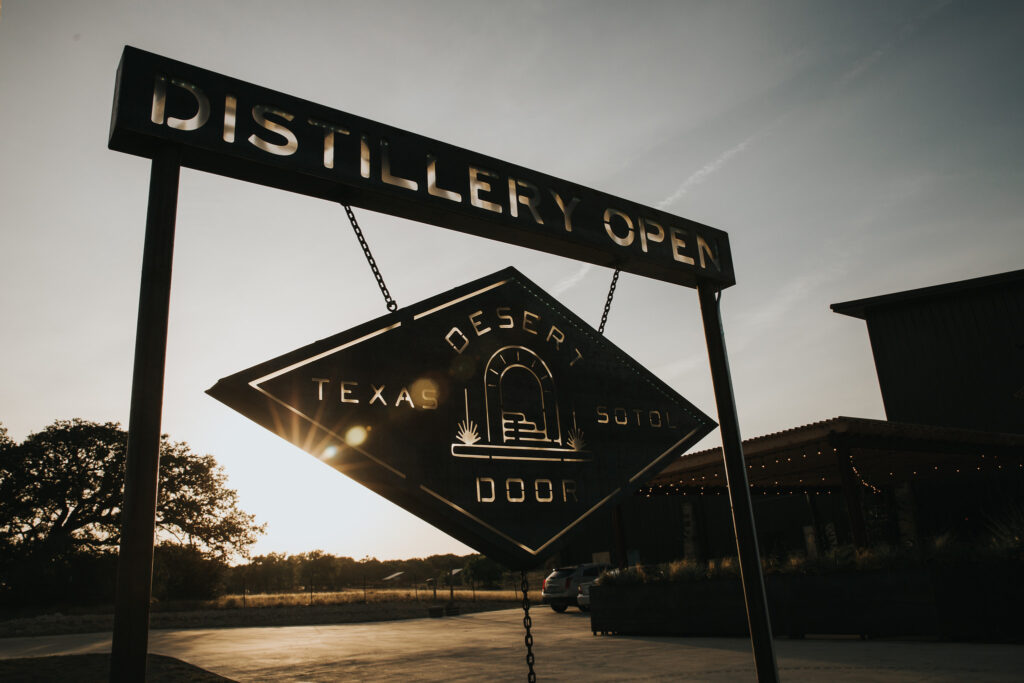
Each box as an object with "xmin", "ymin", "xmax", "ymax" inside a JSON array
[
  {"xmin": 224, "ymin": 551, "xmax": 506, "ymax": 595},
  {"xmin": 0, "ymin": 419, "xmax": 504, "ymax": 607}
]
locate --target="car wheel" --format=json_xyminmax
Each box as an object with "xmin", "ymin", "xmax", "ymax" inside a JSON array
[
  {"xmin": 551, "ymin": 603, "xmax": 568, "ymax": 613},
  {"xmin": 579, "ymin": 604, "xmax": 590, "ymax": 612}
]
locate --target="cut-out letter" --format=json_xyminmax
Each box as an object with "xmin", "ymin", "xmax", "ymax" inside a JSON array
[
  {"xmin": 550, "ymin": 190, "xmax": 581, "ymax": 232},
  {"xmin": 313, "ymin": 378, "xmax": 329, "ymax": 401},
  {"xmin": 469, "ymin": 166, "xmax": 502, "ymax": 213},
  {"xmin": 604, "ymin": 208, "xmax": 635, "ymax": 247},
  {"xmin": 506, "ymin": 478, "xmax": 526, "ymax": 503},
  {"xmin": 381, "ymin": 139, "xmax": 418, "ymax": 190},
  {"xmin": 248, "ymin": 105, "xmax": 298, "ymax": 156},
  {"xmin": 697, "ymin": 235, "xmax": 720, "ymax": 271},
  {"xmin": 308, "ymin": 118, "xmax": 350, "ymax": 169},
  {"xmin": 427, "ymin": 154, "xmax": 462, "ymax": 202},
  {"xmin": 223, "ymin": 94, "xmax": 237, "ymax": 142},
  {"xmin": 476, "ymin": 477, "xmax": 496, "ymax": 503},
  {"xmin": 639, "ymin": 217, "xmax": 665, "ymax": 253},
  {"xmin": 670, "ymin": 227, "xmax": 696, "ymax": 265},
  {"xmin": 508, "ymin": 178, "xmax": 544, "ymax": 224},
  {"xmin": 341, "ymin": 381, "xmax": 359, "ymax": 404},
  {"xmin": 445, "ymin": 327, "xmax": 469, "ymax": 354},
  {"xmin": 151, "ymin": 75, "xmax": 210, "ymax": 132}
]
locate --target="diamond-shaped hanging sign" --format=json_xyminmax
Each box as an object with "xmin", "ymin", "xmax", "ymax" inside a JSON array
[{"xmin": 207, "ymin": 268, "xmax": 714, "ymax": 568}]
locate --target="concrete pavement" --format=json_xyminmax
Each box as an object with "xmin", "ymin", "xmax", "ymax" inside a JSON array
[{"xmin": 1, "ymin": 607, "xmax": 1021, "ymax": 681}]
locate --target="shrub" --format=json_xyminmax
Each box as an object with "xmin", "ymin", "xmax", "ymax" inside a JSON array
[
  {"xmin": 591, "ymin": 533, "xmax": 1024, "ymax": 588},
  {"xmin": 985, "ymin": 501, "xmax": 1024, "ymax": 553}
]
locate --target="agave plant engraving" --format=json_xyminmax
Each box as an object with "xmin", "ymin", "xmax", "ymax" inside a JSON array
[
  {"xmin": 567, "ymin": 426, "xmax": 586, "ymax": 452},
  {"xmin": 456, "ymin": 418, "xmax": 481, "ymax": 445}
]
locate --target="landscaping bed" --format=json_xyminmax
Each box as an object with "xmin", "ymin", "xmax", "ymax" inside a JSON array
[{"xmin": 589, "ymin": 550, "xmax": 1024, "ymax": 641}]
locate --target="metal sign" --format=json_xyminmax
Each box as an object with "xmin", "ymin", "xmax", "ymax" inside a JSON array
[
  {"xmin": 207, "ymin": 268, "xmax": 714, "ymax": 568},
  {"xmin": 109, "ymin": 46, "xmax": 734, "ymax": 290},
  {"xmin": 109, "ymin": 46, "xmax": 777, "ymax": 681}
]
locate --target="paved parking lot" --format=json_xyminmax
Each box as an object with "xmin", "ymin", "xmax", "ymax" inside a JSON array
[{"xmin": 1, "ymin": 607, "xmax": 1022, "ymax": 681}]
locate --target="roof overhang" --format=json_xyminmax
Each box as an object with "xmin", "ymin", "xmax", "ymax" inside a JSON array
[{"xmin": 644, "ymin": 417, "xmax": 1024, "ymax": 496}]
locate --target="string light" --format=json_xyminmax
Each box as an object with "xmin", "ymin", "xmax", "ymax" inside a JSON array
[
  {"xmin": 849, "ymin": 454, "xmax": 881, "ymax": 493},
  {"xmin": 638, "ymin": 448, "xmax": 1022, "ymax": 498}
]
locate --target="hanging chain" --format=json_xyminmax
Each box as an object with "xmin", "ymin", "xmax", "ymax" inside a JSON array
[
  {"xmin": 520, "ymin": 570, "xmax": 537, "ymax": 682},
  {"xmin": 342, "ymin": 203, "xmax": 398, "ymax": 312},
  {"xmin": 598, "ymin": 269, "xmax": 621, "ymax": 335}
]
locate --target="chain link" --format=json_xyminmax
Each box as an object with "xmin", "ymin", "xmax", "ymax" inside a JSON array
[
  {"xmin": 598, "ymin": 269, "xmax": 620, "ymax": 335},
  {"xmin": 520, "ymin": 570, "xmax": 537, "ymax": 682},
  {"xmin": 342, "ymin": 204, "xmax": 398, "ymax": 312}
]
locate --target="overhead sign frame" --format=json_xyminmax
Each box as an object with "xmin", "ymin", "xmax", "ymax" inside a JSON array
[
  {"xmin": 106, "ymin": 46, "xmax": 778, "ymax": 682},
  {"xmin": 109, "ymin": 46, "xmax": 734, "ymax": 290}
]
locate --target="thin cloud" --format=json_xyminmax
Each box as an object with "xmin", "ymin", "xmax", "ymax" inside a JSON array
[
  {"xmin": 838, "ymin": 47, "xmax": 886, "ymax": 86},
  {"xmin": 552, "ymin": 262, "xmax": 593, "ymax": 296},
  {"xmin": 726, "ymin": 265, "xmax": 849, "ymax": 359},
  {"xmin": 655, "ymin": 354, "xmax": 706, "ymax": 382}
]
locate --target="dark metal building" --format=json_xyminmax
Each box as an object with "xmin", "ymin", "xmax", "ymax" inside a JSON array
[{"xmin": 831, "ymin": 269, "xmax": 1024, "ymax": 435}]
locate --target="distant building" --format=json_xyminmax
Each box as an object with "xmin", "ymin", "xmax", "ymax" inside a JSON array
[{"xmin": 555, "ymin": 269, "xmax": 1024, "ymax": 569}]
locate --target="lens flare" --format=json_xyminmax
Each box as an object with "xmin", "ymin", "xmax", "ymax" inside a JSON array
[{"xmin": 344, "ymin": 426, "xmax": 368, "ymax": 447}]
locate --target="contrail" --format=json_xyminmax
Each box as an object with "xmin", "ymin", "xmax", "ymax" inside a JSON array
[
  {"xmin": 837, "ymin": 0, "xmax": 952, "ymax": 88},
  {"xmin": 656, "ymin": 1, "xmax": 952, "ymax": 214},
  {"xmin": 656, "ymin": 134, "xmax": 758, "ymax": 210}
]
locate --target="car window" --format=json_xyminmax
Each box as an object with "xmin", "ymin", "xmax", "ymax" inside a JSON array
[{"xmin": 582, "ymin": 567, "xmax": 602, "ymax": 577}]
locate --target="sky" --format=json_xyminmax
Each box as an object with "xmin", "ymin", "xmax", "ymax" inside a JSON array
[{"xmin": 1, "ymin": 1, "xmax": 1022, "ymax": 561}]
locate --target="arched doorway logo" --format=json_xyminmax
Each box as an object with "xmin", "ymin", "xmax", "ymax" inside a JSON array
[{"xmin": 483, "ymin": 346, "xmax": 560, "ymax": 446}]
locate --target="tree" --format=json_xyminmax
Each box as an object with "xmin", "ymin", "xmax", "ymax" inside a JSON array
[
  {"xmin": 462, "ymin": 554, "xmax": 504, "ymax": 588},
  {"xmin": 0, "ymin": 419, "xmax": 264, "ymax": 602},
  {"xmin": 241, "ymin": 552, "xmax": 296, "ymax": 594},
  {"xmin": 297, "ymin": 550, "xmax": 338, "ymax": 592},
  {"xmin": 152, "ymin": 544, "xmax": 228, "ymax": 600},
  {"xmin": 155, "ymin": 436, "xmax": 265, "ymax": 558}
]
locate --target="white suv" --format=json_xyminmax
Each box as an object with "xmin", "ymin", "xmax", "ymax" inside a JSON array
[{"xmin": 541, "ymin": 563, "xmax": 609, "ymax": 612}]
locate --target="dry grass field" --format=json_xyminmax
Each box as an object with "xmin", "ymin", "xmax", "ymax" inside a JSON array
[
  {"xmin": 0, "ymin": 586, "xmax": 536, "ymax": 639},
  {"xmin": 212, "ymin": 587, "xmax": 521, "ymax": 609}
]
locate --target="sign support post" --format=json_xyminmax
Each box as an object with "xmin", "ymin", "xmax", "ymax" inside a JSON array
[
  {"xmin": 697, "ymin": 283, "xmax": 780, "ymax": 683},
  {"xmin": 110, "ymin": 146, "xmax": 180, "ymax": 682}
]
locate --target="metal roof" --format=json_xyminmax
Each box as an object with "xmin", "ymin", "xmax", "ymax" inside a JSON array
[
  {"xmin": 830, "ymin": 268, "xmax": 1024, "ymax": 320},
  {"xmin": 645, "ymin": 416, "xmax": 1024, "ymax": 494}
]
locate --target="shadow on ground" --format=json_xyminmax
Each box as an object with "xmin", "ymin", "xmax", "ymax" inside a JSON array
[{"xmin": 0, "ymin": 653, "xmax": 235, "ymax": 682}]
